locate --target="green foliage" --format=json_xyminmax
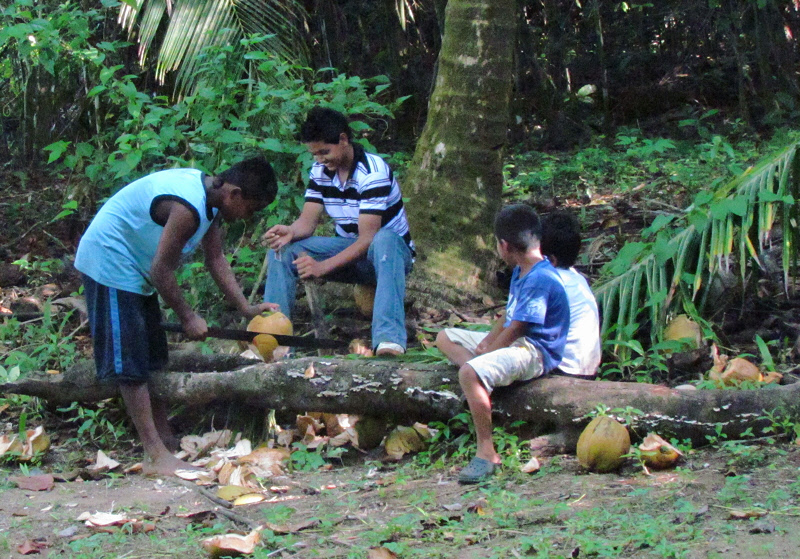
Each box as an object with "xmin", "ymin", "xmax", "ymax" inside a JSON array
[
  {"xmin": 760, "ymin": 408, "xmax": 800, "ymax": 441},
  {"xmin": 57, "ymin": 401, "xmax": 132, "ymax": 449},
  {"xmin": 45, "ymin": 33, "xmax": 404, "ymax": 192},
  {"xmin": 117, "ymin": 0, "xmax": 310, "ymax": 96},
  {"xmin": 289, "ymin": 441, "xmax": 345, "ymax": 472},
  {"xmin": 585, "ymin": 403, "xmax": 644, "ymax": 427},
  {"xmin": 592, "ymin": 136, "xmax": 800, "ymax": 364},
  {"xmin": 0, "ymin": 363, "xmax": 21, "ymax": 383},
  {"xmin": 0, "ymin": 306, "xmax": 81, "ymax": 376},
  {"xmin": 413, "ymin": 413, "xmax": 531, "ymax": 474},
  {"xmin": 504, "ymin": 126, "xmax": 763, "ymax": 203}
]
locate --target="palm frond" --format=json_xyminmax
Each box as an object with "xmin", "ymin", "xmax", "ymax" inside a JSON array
[
  {"xmin": 595, "ymin": 140, "xmax": 800, "ymax": 348},
  {"xmin": 119, "ymin": 0, "xmax": 310, "ymax": 95}
]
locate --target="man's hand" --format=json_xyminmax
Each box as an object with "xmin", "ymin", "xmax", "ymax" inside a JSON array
[
  {"xmin": 294, "ymin": 254, "xmax": 329, "ymax": 280},
  {"xmin": 242, "ymin": 302, "xmax": 280, "ymax": 319},
  {"xmin": 181, "ymin": 313, "xmax": 208, "ymax": 340},
  {"xmin": 262, "ymin": 225, "xmax": 293, "ymax": 250}
]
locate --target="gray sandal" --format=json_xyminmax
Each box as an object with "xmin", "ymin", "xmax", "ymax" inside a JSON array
[{"xmin": 458, "ymin": 457, "xmax": 499, "ymax": 484}]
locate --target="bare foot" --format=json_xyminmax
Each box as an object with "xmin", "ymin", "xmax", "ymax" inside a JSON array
[{"xmin": 141, "ymin": 454, "xmax": 201, "ymax": 478}]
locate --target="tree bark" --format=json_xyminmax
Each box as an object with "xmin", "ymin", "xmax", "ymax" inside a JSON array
[
  {"xmin": 404, "ymin": 0, "xmax": 516, "ymax": 306},
  {"xmin": 4, "ymin": 352, "xmax": 798, "ymax": 450}
]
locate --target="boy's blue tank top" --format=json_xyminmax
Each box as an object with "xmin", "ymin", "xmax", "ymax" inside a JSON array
[{"xmin": 75, "ymin": 169, "xmax": 217, "ymax": 295}]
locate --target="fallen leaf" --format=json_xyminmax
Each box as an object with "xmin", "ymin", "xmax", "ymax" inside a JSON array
[
  {"xmin": 329, "ymin": 428, "xmax": 356, "ymax": 447},
  {"xmin": 21, "ymin": 426, "xmax": 50, "ymax": 459},
  {"xmin": 180, "ymin": 430, "xmax": 234, "ymax": 460},
  {"xmin": 88, "ymin": 450, "xmax": 120, "ymax": 472},
  {"xmin": 10, "ymin": 474, "xmax": 54, "ymax": 491},
  {"xmin": 468, "ymin": 498, "xmax": 490, "ymax": 516},
  {"xmin": 232, "ymin": 493, "xmax": 266, "ymax": 506},
  {"xmin": 367, "ymin": 547, "xmax": 398, "ymax": 559},
  {"xmin": 175, "ymin": 469, "xmax": 213, "ymax": 482},
  {"xmin": 212, "ymin": 438, "xmax": 252, "ymax": 460},
  {"xmin": 81, "ymin": 511, "xmax": 133, "ymax": 527},
  {"xmin": 304, "ymin": 363, "xmax": 316, "ymax": 378},
  {"xmin": 17, "ymin": 539, "xmax": 47, "ymax": 555},
  {"xmin": 227, "ymin": 465, "xmax": 258, "ymax": 489},
  {"xmin": 521, "ymin": 457, "xmax": 541, "ymax": 474},
  {"xmin": 263, "ymin": 519, "xmax": 319, "ymax": 534},
  {"xmin": 276, "ymin": 428, "xmax": 298, "ymax": 447},
  {"xmin": 216, "ymin": 485, "xmax": 251, "ymax": 501},
  {"xmin": 237, "ymin": 447, "xmax": 290, "ymax": 478},
  {"xmin": 296, "ymin": 415, "xmax": 324, "ymax": 437},
  {"xmin": 729, "ymin": 508, "xmax": 768, "ymax": 520},
  {"xmin": 322, "ymin": 413, "xmax": 350, "ymax": 437},
  {"xmin": 201, "ymin": 528, "xmax": 261, "ymax": 557},
  {"xmin": 124, "ymin": 463, "xmax": 143, "ymax": 474}
]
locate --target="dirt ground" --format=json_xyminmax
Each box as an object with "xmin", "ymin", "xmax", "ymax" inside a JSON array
[
  {"xmin": 3, "ymin": 433, "xmax": 800, "ymax": 558},
  {"xmin": 3, "ymin": 171, "xmax": 800, "ymax": 558}
]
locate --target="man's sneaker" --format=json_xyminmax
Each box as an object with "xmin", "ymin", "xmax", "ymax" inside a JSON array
[{"xmin": 375, "ymin": 342, "xmax": 405, "ymax": 356}]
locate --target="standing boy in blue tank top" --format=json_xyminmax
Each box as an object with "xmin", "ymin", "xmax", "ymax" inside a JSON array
[
  {"xmin": 75, "ymin": 157, "xmax": 279, "ymax": 477},
  {"xmin": 436, "ymin": 204, "xmax": 569, "ymax": 484}
]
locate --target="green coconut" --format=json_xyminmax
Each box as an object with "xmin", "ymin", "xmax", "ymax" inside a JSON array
[{"xmin": 576, "ymin": 415, "xmax": 631, "ymax": 473}]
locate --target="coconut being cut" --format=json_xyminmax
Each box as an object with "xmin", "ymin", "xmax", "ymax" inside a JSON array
[{"xmin": 247, "ymin": 312, "xmax": 293, "ymax": 361}]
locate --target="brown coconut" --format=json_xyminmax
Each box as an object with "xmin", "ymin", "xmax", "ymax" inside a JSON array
[
  {"xmin": 664, "ymin": 314, "xmax": 703, "ymax": 349},
  {"xmin": 354, "ymin": 284, "xmax": 376, "ymax": 317},
  {"xmin": 576, "ymin": 415, "xmax": 631, "ymax": 473}
]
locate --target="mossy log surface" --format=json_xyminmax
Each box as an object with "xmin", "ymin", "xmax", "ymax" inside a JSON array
[{"xmin": 3, "ymin": 351, "xmax": 797, "ymax": 448}]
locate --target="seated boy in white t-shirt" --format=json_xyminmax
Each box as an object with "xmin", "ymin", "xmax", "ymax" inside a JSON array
[{"xmin": 541, "ymin": 210, "xmax": 602, "ymax": 379}]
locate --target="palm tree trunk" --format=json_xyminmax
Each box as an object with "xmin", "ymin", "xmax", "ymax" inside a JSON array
[{"xmin": 405, "ymin": 0, "xmax": 516, "ymax": 304}]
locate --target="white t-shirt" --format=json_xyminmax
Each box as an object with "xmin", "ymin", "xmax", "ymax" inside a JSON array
[{"xmin": 554, "ymin": 268, "xmax": 601, "ymax": 377}]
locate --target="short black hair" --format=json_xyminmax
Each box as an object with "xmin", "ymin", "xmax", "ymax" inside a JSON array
[
  {"xmin": 214, "ymin": 156, "xmax": 277, "ymax": 203},
  {"xmin": 541, "ymin": 210, "xmax": 581, "ymax": 268},
  {"xmin": 494, "ymin": 204, "xmax": 541, "ymax": 252},
  {"xmin": 299, "ymin": 107, "xmax": 352, "ymax": 144}
]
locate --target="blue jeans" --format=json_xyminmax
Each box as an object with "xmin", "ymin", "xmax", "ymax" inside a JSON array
[{"xmin": 263, "ymin": 229, "xmax": 414, "ymax": 349}]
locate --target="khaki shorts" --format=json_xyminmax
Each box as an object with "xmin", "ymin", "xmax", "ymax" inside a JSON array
[{"xmin": 442, "ymin": 328, "xmax": 545, "ymax": 394}]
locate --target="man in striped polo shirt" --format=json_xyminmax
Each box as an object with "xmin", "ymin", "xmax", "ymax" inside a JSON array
[{"xmin": 263, "ymin": 107, "xmax": 414, "ymax": 356}]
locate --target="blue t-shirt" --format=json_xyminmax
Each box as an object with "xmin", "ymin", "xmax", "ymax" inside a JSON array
[
  {"xmin": 75, "ymin": 168, "xmax": 217, "ymax": 295},
  {"xmin": 505, "ymin": 259, "xmax": 570, "ymax": 372}
]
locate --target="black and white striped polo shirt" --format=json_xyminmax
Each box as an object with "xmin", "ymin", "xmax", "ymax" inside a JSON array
[{"xmin": 305, "ymin": 144, "xmax": 415, "ymax": 254}]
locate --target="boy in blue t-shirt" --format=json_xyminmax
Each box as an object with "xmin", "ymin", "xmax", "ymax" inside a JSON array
[{"xmin": 436, "ymin": 204, "xmax": 569, "ymax": 484}]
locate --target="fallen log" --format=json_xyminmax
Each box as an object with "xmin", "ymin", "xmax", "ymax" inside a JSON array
[{"xmin": 3, "ymin": 351, "xmax": 799, "ymax": 448}]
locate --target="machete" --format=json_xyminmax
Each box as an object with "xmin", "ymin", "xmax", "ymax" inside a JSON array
[{"xmin": 160, "ymin": 322, "xmax": 346, "ymax": 350}]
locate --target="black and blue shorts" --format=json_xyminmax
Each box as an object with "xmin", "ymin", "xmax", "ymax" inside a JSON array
[{"xmin": 82, "ymin": 274, "xmax": 168, "ymax": 384}]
